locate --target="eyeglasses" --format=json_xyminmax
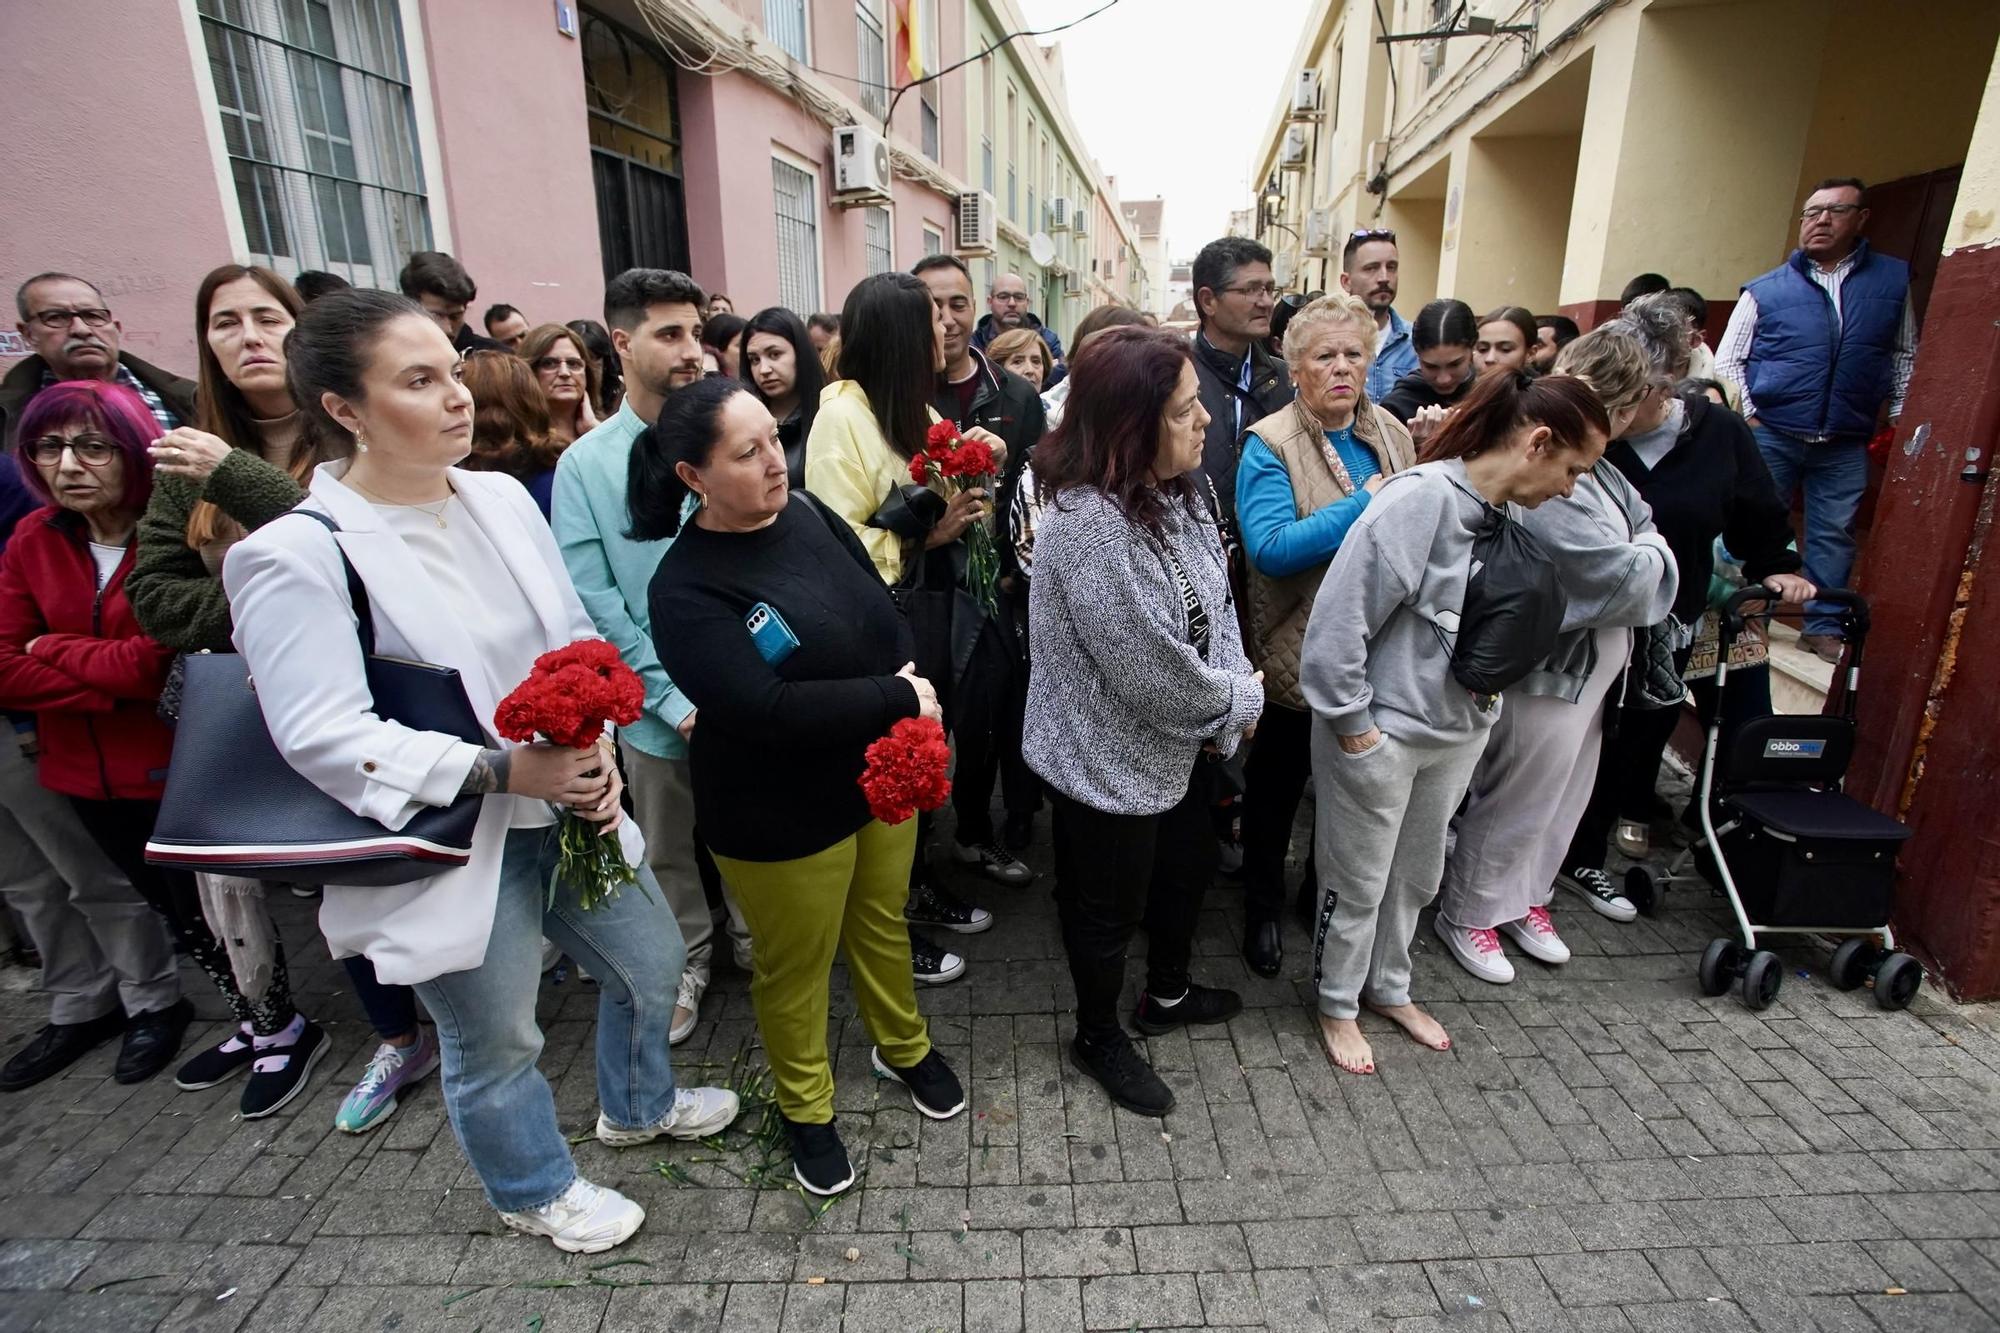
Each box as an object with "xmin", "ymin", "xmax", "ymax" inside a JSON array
[
  {"xmin": 24, "ymin": 434, "xmax": 120, "ymax": 467},
  {"xmin": 534, "ymin": 356, "xmax": 588, "ymax": 375},
  {"xmin": 1220, "ymin": 282, "xmax": 1281, "ymax": 299},
  {"xmin": 992, "ymin": 292, "xmax": 1029, "ymax": 303},
  {"xmin": 1800, "ymin": 203, "xmax": 1863, "ymax": 221},
  {"xmin": 1349, "ymin": 227, "xmax": 1397, "ymax": 242},
  {"xmin": 26, "ymin": 307, "xmax": 113, "ymax": 331}
]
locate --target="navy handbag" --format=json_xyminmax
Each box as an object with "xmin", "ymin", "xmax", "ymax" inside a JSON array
[{"xmin": 145, "ymin": 511, "xmax": 488, "ymax": 886}]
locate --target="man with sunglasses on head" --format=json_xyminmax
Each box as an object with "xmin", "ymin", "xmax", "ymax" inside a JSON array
[
  {"xmin": 1714, "ymin": 177, "xmax": 1917, "ymax": 664},
  {"xmin": 2, "ymin": 274, "xmax": 195, "ymax": 451},
  {"xmin": 1338, "ymin": 229, "xmax": 1417, "ymax": 402}
]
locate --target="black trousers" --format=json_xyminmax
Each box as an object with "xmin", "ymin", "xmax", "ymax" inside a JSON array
[
  {"xmin": 951, "ymin": 617, "xmax": 1040, "ymax": 845},
  {"xmin": 1050, "ymin": 761, "xmax": 1215, "ymax": 1044},
  {"xmin": 1239, "ymin": 703, "xmax": 1318, "ymax": 924}
]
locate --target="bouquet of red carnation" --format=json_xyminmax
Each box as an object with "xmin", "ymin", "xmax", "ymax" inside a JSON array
[
  {"xmin": 858, "ymin": 716, "xmax": 953, "ymax": 825},
  {"xmin": 909, "ymin": 420, "xmax": 1001, "ymax": 615},
  {"xmin": 495, "ymin": 639, "xmax": 647, "ymax": 910}
]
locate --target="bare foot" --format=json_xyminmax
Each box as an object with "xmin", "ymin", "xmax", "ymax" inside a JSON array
[
  {"xmin": 1366, "ymin": 1001, "xmax": 1451, "ymax": 1051},
  {"xmin": 1317, "ymin": 1014, "xmax": 1375, "ymax": 1074}
]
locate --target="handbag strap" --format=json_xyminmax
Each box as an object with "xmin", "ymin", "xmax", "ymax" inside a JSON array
[{"xmin": 286, "ymin": 509, "xmax": 377, "ymax": 656}]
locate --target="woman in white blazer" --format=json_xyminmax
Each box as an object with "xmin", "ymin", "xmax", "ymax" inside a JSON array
[{"xmin": 221, "ymin": 290, "xmax": 738, "ymax": 1254}]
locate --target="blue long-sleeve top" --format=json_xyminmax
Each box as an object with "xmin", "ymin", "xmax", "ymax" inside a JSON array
[{"xmin": 1235, "ymin": 426, "xmax": 1384, "ymax": 578}]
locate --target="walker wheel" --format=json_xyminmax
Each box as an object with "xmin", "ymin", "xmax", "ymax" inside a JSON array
[
  {"xmin": 1698, "ymin": 938, "xmax": 1741, "ymax": 997},
  {"xmin": 1828, "ymin": 937, "xmax": 1876, "ymax": 991},
  {"xmin": 1873, "ymin": 952, "xmax": 1924, "ymax": 1011},
  {"xmin": 1741, "ymin": 950, "xmax": 1784, "ymax": 1011},
  {"xmin": 1624, "ymin": 866, "xmax": 1659, "ymax": 917}
]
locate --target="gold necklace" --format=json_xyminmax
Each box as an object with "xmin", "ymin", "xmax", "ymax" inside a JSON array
[{"xmin": 348, "ymin": 476, "xmax": 453, "ymax": 529}]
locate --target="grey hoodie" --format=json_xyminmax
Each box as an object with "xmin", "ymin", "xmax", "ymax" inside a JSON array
[{"xmin": 1299, "ymin": 459, "xmax": 1501, "ymax": 748}]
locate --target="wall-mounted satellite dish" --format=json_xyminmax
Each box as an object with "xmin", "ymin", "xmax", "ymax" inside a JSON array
[{"xmin": 1029, "ymin": 232, "xmax": 1057, "ymax": 266}]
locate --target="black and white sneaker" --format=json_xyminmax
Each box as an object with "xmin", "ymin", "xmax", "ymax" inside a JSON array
[
  {"xmin": 909, "ymin": 930, "xmax": 966, "ymax": 986},
  {"xmin": 951, "ymin": 839, "xmax": 1034, "ymax": 886},
  {"xmin": 870, "ymin": 1046, "xmax": 966, "ymax": 1119},
  {"xmin": 1132, "ymin": 983, "xmax": 1242, "ymax": 1036},
  {"xmin": 785, "ymin": 1116, "xmax": 857, "ymax": 1195},
  {"xmin": 1556, "ymin": 867, "xmax": 1638, "ymax": 923},
  {"xmin": 239, "ymin": 1020, "xmax": 329, "ymax": 1119},
  {"xmin": 906, "ymin": 881, "xmax": 993, "ymax": 934}
]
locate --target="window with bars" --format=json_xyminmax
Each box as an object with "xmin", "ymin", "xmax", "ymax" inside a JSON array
[
  {"xmin": 764, "ymin": 0, "xmax": 807, "ymax": 61},
  {"xmin": 198, "ymin": 0, "xmax": 431, "ymax": 286},
  {"xmin": 856, "ymin": 0, "xmax": 887, "ymax": 119},
  {"xmin": 772, "ymin": 158, "xmax": 821, "ymax": 314},
  {"xmin": 864, "ymin": 206, "xmax": 893, "ymax": 275}
]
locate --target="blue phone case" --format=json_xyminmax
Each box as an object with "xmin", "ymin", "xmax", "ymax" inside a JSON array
[{"xmin": 746, "ymin": 602, "xmax": 800, "ymax": 666}]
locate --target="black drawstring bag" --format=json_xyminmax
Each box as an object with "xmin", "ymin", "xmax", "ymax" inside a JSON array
[{"xmin": 1448, "ymin": 498, "xmax": 1568, "ymax": 698}]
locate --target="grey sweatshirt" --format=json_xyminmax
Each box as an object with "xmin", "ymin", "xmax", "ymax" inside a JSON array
[
  {"xmin": 1514, "ymin": 460, "xmax": 1679, "ymax": 703},
  {"xmin": 1025, "ymin": 485, "xmax": 1263, "ymax": 814},
  {"xmin": 1299, "ymin": 459, "xmax": 1500, "ymax": 748}
]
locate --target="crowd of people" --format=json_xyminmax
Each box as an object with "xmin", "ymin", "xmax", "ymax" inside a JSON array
[{"xmin": 0, "ymin": 172, "xmax": 1914, "ymax": 1252}]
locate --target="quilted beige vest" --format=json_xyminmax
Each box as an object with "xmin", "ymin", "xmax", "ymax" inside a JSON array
[{"xmin": 1244, "ymin": 398, "xmax": 1416, "ymax": 710}]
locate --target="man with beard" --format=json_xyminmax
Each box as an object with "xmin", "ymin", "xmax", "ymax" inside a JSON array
[
  {"xmin": 3, "ymin": 274, "xmax": 195, "ymax": 449},
  {"xmin": 554, "ymin": 269, "xmax": 743, "ymax": 1047},
  {"xmin": 1339, "ymin": 230, "xmax": 1417, "ymax": 402},
  {"xmin": 970, "ymin": 273, "xmax": 1067, "ymax": 389}
]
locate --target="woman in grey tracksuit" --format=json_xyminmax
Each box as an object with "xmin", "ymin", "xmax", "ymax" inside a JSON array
[{"xmin": 1300, "ymin": 372, "xmax": 1615, "ymax": 1076}]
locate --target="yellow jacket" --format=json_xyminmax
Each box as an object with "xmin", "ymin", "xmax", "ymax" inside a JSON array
[{"xmin": 803, "ymin": 380, "xmax": 940, "ymax": 584}]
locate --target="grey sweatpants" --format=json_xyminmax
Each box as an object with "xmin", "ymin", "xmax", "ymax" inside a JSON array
[
  {"xmin": 1310, "ymin": 722, "xmax": 1489, "ymax": 1019},
  {"xmin": 624, "ymin": 744, "xmax": 749, "ymax": 981},
  {"xmin": 0, "ymin": 739, "xmax": 179, "ymax": 1023},
  {"xmin": 1439, "ymin": 626, "xmax": 1629, "ymax": 931}
]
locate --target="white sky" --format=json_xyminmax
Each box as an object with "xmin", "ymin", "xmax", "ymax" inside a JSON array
[{"xmin": 1018, "ymin": 0, "xmax": 1316, "ymax": 262}]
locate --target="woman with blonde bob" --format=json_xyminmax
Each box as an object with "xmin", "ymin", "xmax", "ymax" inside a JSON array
[{"xmin": 1233, "ymin": 293, "xmax": 1414, "ymax": 977}]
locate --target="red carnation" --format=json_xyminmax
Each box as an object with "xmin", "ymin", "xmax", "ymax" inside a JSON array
[
  {"xmin": 859, "ymin": 716, "xmax": 953, "ymax": 825},
  {"xmin": 925, "ymin": 420, "xmax": 962, "ymax": 452},
  {"xmin": 937, "ymin": 439, "xmax": 996, "ymax": 481},
  {"xmin": 909, "ymin": 452, "xmax": 932, "ymax": 484}
]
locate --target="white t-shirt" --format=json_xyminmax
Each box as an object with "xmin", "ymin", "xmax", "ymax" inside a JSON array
[
  {"xmin": 88, "ymin": 542, "xmax": 124, "ymax": 590},
  {"xmin": 1375, "ymin": 322, "xmax": 1392, "ymax": 357},
  {"xmin": 371, "ymin": 497, "xmax": 555, "ymax": 829}
]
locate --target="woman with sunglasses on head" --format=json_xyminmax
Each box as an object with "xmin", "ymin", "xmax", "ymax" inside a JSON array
[{"xmin": 522, "ymin": 324, "xmax": 601, "ymax": 451}]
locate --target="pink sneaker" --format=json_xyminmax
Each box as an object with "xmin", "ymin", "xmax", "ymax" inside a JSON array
[
  {"xmin": 1500, "ymin": 906, "xmax": 1572, "ymax": 965},
  {"xmin": 1434, "ymin": 916, "xmax": 1515, "ymax": 984}
]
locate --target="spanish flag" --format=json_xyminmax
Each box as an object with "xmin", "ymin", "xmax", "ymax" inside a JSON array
[{"xmin": 895, "ymin": 0, "xmax": 922, "ymax": 83}]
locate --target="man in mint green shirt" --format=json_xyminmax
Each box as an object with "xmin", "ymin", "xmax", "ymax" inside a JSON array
[{"xmin": 554, "ymin": 269, "xmax": 729, "ymax": 1043}]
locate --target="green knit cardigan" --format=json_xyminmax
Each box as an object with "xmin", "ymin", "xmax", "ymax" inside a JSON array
[{"xmin": 126, "ymin": 447, "xmax": 307, "ymax": 652}]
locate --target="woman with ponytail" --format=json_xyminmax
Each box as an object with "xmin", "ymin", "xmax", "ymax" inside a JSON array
[{"xmin": 1300, "ymin": 371, "xmax": 1609, "ymax": 1075}]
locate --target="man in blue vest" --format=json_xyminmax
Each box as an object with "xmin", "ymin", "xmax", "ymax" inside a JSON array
[{"xmin": 1715, "ymin": 177, "xmax": 1917, "ymax": 662}]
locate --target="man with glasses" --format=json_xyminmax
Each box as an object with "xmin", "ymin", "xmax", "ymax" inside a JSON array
[
  {"xmin": 971, "ymin": 273, "xmax": 1067, "ymax": 389},
  {"xmin": 1338, "ymin": 229, "xmax": 1418, "ymax": 401},
  {"xmin": 1189, "ymin": 237, "xmax": 1293, "ymax": 521},
  {"xmin": 2, "ymin": 274, "xmax": 195, "ymax": 451},
  {"xmin": 1715, "ymin": 177, "xmax": 1917, "ymax": 663}
]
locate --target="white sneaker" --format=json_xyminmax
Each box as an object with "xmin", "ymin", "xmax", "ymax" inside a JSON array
[
  {"xmin": 596, "ymin": 1085, "xmax": 741, "ymax": 1147},
  {"xmin": 1435, "ymin": 916, "xmax": 1515, "ymax": 985},
  {"xmin": 1557, "ymin": 867, "xmax": 1638, "ymax": 923},
  {"xmin": 497, "ymin": 1177, "xmax": 644, "ymax": 1254},
  {"xmin": 670, "ymin": 969, "xmax": 705, "ymax": 1046},
  {"xmin": 1499, "ymin": 905, "xmax": 1571, "ymax": 965}
]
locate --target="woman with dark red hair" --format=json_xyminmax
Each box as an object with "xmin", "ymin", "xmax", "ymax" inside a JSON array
[{"xmin": 1024, "ymin": 326, "xmax": 1266, "ymax": 1118}]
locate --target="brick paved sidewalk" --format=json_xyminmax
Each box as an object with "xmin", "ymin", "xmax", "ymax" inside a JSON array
[{"xmin": 5, "ymin": 800, "xmax": 2000, "ymax": 1332}]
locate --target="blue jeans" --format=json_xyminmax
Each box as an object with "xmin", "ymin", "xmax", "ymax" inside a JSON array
[
  {"xmin": 1752, "ymin": 423, "xmax": 1869, "ymax": 637},
  {"xmin": 411, "ymin": 825, "xmax": 684, "ymax": 1212}
]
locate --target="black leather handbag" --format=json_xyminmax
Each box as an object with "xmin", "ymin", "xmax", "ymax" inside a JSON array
[{"xmin": 145, "ymin": 511, "xmax": 488, "ymax": 887}]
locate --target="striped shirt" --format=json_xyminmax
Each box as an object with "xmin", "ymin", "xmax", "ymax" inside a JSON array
[
  {"xmin": 1713, "ymin": 248, "xmax": 1918, "ymax": 433},
  {"xmin": 41, "ymin": 363, "xmax": 184, "ymax": 433}
]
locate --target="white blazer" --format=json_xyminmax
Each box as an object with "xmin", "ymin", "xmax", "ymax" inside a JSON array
[{"xmin": 222, "ymin": 461, "xmax": 648, "ymax": 985}]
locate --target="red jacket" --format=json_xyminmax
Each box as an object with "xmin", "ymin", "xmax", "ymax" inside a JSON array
[{"xmin": 0, "ymin": 508, "xmax": 176, "ymax": 800}]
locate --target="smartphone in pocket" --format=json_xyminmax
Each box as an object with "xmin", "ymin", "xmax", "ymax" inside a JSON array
[{"xmin": 745, "ymin": 602, "xmax": 800, "ymax": 666}]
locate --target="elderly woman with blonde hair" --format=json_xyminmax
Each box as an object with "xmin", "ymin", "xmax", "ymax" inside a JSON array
[{"xmin": 1233, "ymin": 291, "xmax": 1415, "ymax": 978}]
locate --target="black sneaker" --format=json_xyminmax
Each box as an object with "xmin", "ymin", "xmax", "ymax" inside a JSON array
[
  {"xmin": 909, "ymin": 930, "xmax": 966, "ymax": 986},
  {"xmin": 0, "ymin": 1012, "xmax": 126, "ymax": 1092},
  {"xmin": 115, "ymin": 999, "xmax": 194, "ymax": 1085},
  {"xmin": 1133, "ymin": 983, "xmax": 1242, "ymax": 1036},
  {"xmin": 785, "ymin": 1116, "xmax": 857, "ymax": 1195},
  {"xmin": 950, "ymin": 839, "xmax": 1034, "ymax": 886},
  {"xmin": 871, "ymin": 1046, "xmax": 966, "ymax": 1120},
  {"xmin": 1000, "ymin": 812, "xmax": 1034, "ymax": 852},
  {"xmin": 906, "ymin": 881, "xmax": 994, "ymax": 934},
  {"xmin": 240, "ymin": 1020, "xmax": 329, "ymax": 1119},
  {"xmin": 174, "ymin": 1022, "xmax": 258, "ymax": 1090},
  {"xmin": 1069, "ymin": 1034, "xmax": 1174, "ymax": 1117}
]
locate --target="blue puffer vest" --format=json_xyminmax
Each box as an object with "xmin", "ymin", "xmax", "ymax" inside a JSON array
[{"xmin": 1743, "ymin": 240, "xmax": 1908, "ymax": 441}]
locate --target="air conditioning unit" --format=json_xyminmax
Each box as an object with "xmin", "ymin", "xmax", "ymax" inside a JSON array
[
  {"xmin": 1303, "ymin": 208, "xmax": 1332, "ymax": 256},
  {"xmin": 1063, "ymin": 270, "xmax": 1084, "ymax": 297},
  {"xmin": 1049, "ymin": 196, "xmax": 1072, "ymax": 231},
  {"xmin": 1281, "ymin": 125, "xmax": 1308, "ymax": 168},
  {"xmin": 832, "ymin": 125, "xmax": 892, "ymax": 200},
  {"xmin": 955, "ymin": 190, "xmax": 998, "ymax": 255},
  {"xmin": 1291, "ymin": 69, "xmax": 1319, "ymax": 117}
]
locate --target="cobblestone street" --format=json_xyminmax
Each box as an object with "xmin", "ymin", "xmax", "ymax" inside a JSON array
[{"xmin": 5, "ymin": 800, "xmax": 2000, "ymax": 1333}]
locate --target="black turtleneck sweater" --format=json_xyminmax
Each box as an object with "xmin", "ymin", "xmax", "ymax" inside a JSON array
[{"xmin": 1378, "ymin": 367, "xmax": 1475, "ymax": 424}]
